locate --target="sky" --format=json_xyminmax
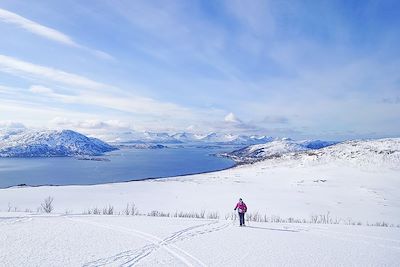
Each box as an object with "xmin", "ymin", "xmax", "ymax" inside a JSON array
[{"xmin": 0, "ymin": 0, "xmax": 399, "ymax": 140}]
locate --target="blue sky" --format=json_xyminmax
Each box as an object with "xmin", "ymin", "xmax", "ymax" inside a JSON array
[{"xmin": 0, "ymin": 0, "xmax": 399, "ymax": 140}]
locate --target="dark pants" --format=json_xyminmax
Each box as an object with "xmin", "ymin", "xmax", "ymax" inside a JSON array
[{"xmin": 239, "ymin": 212, "xmax": 245, "ymax": 226}]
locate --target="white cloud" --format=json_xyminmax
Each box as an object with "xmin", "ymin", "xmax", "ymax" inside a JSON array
[
  {"xmin": 29, "ymin": 85, "xmax": 53, "ymax": 94},
  {"xmin": 50, "ymin": 117, "xmax": 131, "ymax": 131},
  {"xmin": 225, "ymin": 0, "xmax": 275, "ymax": 37},
  {"xmin": 0, "ymin": 120, "xmax": 26, "ymax": 129},
  {"xmin": 28, "ymin": 84, "xmax": 76, "ymax": 103},
  {"xmin": 0, "ymin": 8, "xmax": 113, "ymax": 60},
  {"xmin": 262, "ymin": 115, "xmax": 289, "ymax": 124},
  {"xmin": 0, "ymin": 8, "xmax": 76, "ymax": 46},
  {"xmin": 0, "ymin": 55, "xmax": 218, "ymax": 122},
  {"xmin": 224, "ymin": 112, "xmax": 242, "ymax": 123}
]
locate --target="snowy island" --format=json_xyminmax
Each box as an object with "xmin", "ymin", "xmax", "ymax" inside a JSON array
[{"xmin": 0, "ymin": 129, "xmax": 116, "ymax": 157}]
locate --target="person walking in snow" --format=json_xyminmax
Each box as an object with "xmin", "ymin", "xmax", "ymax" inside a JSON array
[{"xmin": 234, "ymin": 198, "xmax": 247, "ymax": 226}]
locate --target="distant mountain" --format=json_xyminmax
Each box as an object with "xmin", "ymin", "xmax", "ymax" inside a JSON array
[
  {"xmin": 1, "ymin": 128, "xmax": 340, "ymax": 155},
  {"xmin": 220, "ymin": 135, "xmax": 274, "ymax": 145},
  {"xmin": 170, "ymin": 132, "xmax": 275, "ymax": 145},
  {"xmin": 0, "ymin": 129, "xmax": 116, "ymax": 157},
  {"xmin": 112, "ymin": 131, "xmax": 276, "ymax": 145},
  {"xmin": 141, "ymin": 132, "xmax": 182, "ymax": 144},
  {"xmin": 170, "ymin": 132, "xmax": 198, "ymax": 143}
]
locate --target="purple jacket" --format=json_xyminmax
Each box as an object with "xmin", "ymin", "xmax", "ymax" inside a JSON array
[{"xmin": 234, "ymin": 202, "xmax": 247, "ymax": 213}]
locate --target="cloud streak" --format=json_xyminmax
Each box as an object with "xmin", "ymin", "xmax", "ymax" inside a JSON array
[
  {"xmin": 0, "ymin": 8, "xmax": 113, "ymax": 60},
  {"xmin": 0, "ymin": 55, "xmax": 225, "ymax": 130},
  {"xmin": 0, "ymin": 54, "xmax": 108, "ymax": 89},
  {"xmin": 1, "ymin": 1, "xmax": 399, "ymax": 139}
]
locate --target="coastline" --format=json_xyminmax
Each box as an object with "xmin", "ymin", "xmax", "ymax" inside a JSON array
[{"xmin": 0, "ymin": 159, "xmax": 238, "ymax": 190}]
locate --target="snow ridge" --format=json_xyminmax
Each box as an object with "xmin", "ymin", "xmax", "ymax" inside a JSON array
[
  {"xmin": 225, "ymin": 138, "xmax": 400, "ymax": 169},
  {"xmin": 225, "ymin": 139, "xmax": 334, "ymax": 163}
]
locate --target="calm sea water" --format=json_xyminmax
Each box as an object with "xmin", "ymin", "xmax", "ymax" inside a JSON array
[{"xmin": 0, "ymin": 147, "xmax": 236, "ymax": 188}]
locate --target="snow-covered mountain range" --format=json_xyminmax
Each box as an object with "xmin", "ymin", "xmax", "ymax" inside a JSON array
[
  {"xmin": 3, "ymin": 127, "xmax": 396, "ymax": 166},
  {"xmin": 0, "ymin": 129, "xmax": 116, "ymax": 157},
  {"xmin": 113, "ymin": 131, "xmax": 275, "ymax": 145}
]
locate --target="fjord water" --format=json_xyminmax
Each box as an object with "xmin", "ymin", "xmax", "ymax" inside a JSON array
[{"xmin": 0, "ymin": 147, "xmax": 235, "ymax": 188}]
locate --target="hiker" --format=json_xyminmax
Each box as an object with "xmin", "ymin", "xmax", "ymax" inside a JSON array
[{"xmin": 234, "ymin": 198, "xmax": 247, "ymax": 226}]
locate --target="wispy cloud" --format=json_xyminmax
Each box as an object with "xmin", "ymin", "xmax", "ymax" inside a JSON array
[
  {"xmin": 0, "ymin": 120, "xmax": 26, "ymax": 129},
  {"xmin": 0, "ymin": 8, "xmax": 113, "ymax": 60},
  {"xmin": 50, "ymin": 117, "xmax": 131, "ymax": 132},
  {"xmin": 0, "ymin": 54, "xmax": 108, "ymax": 89},
  {"xmin": 382, "ymin": 96, "xmax": 400, "ymax": 104},
  {"xmin": 262, "ymin": 116, "xmax": 289, "ymax": 124},
  {"xmin": 1, "ymin": 1, "xmax": 399, "ymax": 139},
  {"xmin": 0, "ymin": 55, "xmax": 225, "ymax": 130},
  {"xmin": 29, "ymin": 85, "xmax": 54, "ymax": 94}
]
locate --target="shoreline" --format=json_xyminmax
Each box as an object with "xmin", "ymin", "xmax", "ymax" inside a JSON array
[{"xmin": 1, "ymin": 160, "xmax": 239, "ymax": 190}]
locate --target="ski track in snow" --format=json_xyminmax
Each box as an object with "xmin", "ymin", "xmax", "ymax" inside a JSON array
[
  {"xmin": 68, "ymin": 217, "xmax": 231, "ymax": 266},
  {"xmin": 0, "ymin": 216, "xmax": 32, "ymax": 226}
]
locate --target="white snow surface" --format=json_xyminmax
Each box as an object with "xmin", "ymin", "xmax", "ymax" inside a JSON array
[
  {"xmin": 1, "ymin": 138, "xmax": 400, "ymax": 266},
  {"xmin": 1, "ymin": 214, "xmax": 399, "ymax": 266}
]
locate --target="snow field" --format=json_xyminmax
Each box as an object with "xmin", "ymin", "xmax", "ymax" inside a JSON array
[{"xmin": 1, "ymin": 213, "xmax": 399, "ymax": 266}]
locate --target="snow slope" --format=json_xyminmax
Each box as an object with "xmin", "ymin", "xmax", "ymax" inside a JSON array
[
  {"xmin": 0, "ymin": 129, "xmax": 116, "ymax": 157},
  {"xmin": 0, "ymin": 214, "xmax": 399, "ymax": 266},
  {"xmin": 225, "ymin": 138, "xmax": 398, "ymax": 167}
]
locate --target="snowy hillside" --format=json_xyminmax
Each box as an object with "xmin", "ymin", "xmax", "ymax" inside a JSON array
[
  {"xmin": 297, "ymin": 138, "xmax": 400, "ymax": 169},
  {"xmin": 224, "ymin": 139, "xmax": 337, "ymax": 163},
  {"xmin": 0, "ymin": 129, "xmax": 116, "ymax": 157},
  {"xmin": 226, "ymin": 138, "xmax": 400, "ymax": 170}
]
